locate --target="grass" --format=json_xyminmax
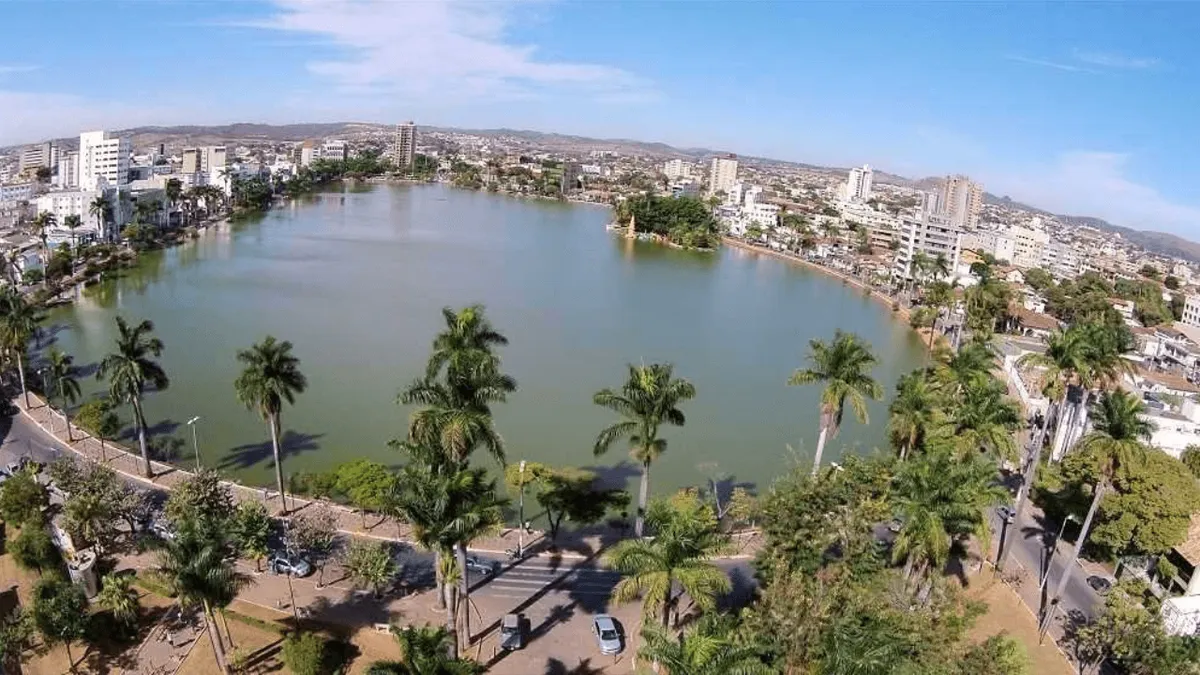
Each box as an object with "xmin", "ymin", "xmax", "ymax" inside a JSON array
[{"xmin": 966, "ymin": 577, "xmax": 1073, "ymax": 675}]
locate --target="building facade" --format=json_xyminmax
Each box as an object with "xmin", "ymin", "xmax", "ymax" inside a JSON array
[
  {"xmin": 78, "ymin": 131, "xmax": 131, "ymax": 191},
  {"xmin": 181, "ymin": 146, "xmax": 227, "ymax": 175},
  {"xmin": 19, "ymin": 142, "xmax": 57, "ymax": 173},
  {"xmin": 708, "ymin": 155, "xmax": 739, "ymax": 195},
  {"xmin": 662, "ymin": 159, "xmax": 691, "ymax": 180},
  {"xmin": 55, "ymin": 151, "xmax": 79, "ymax": 189},
  {"xmin": 0, "ymin": 182, "xmax": 37, "ymax": 205},
  {"xmin": 893, "ymin": 213, "xmax": 963, "ymax": 280},
  {"xmin": 1182, "ymin": 295, "xmax": 1200, "ymax": 329},
  {"xmin": 393, "ymin": 122, "xmax": 416, "ymax": 168},
  {"xmin": 940, "ymin": 174, "xmax": 983, "ymax": 229},
  {"xmin": 843, "ymin": 164, "xmax": 873, "ymax": 203}
]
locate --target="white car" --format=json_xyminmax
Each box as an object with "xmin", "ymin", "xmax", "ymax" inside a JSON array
[{"xmin": 592, "ymin": 615, "xmax": 622, "ymax": 655}]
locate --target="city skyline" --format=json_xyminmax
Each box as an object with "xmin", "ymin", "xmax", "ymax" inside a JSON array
[{"xmin": 2, "ymin": 1, "xmax": 1197, "ymax": 237}]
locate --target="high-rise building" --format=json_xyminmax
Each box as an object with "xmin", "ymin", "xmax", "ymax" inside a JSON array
[
  {"xmin": 940, "ymin": 174, "xmax": 983, "ymax": 229},
  {"xmin": 708, "ymin": 154, "xmax": 739, "ymax": 195},
  {"xmin": 78, "ymin": 131, "xmax": 131, "ymax": 191},
  {"xmin": 55, "ymin": 151, "xmax": 79, "ymax": 189},
  {"xmin": 19, "ymin": 142, "xmax": 57, "ymax": 173},
  {"xmin": 292, "ymin": 140, "xmax": 317, "ymax": 168},
  {"xmin": 393, "ymin": 122, "xmax": 416, "ymax": 168},
  {"xmin": 843, "ymin": 164, "xmax": 873, "ymax": 203},
  {"xmin": 893, "ymin": 213, "xmax": 963, "ymax": 280},
  {"xmin": 181, "ymin": 146, "xmax": 227, "ymax": 175},
  {"xmin": 663, "ymin": 159, "xmax": 691, "ymax": 180}
]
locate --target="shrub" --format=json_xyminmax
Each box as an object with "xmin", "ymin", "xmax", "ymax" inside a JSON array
[{"xmin": 282, "ymin": 631, "xmax": 327, "ymax": 675}]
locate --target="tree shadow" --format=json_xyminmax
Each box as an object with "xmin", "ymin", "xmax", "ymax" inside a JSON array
[
  {"xmin": 718, "ymin": 564, "xmax": 757, "ymax": 611},
  {"xmin": 581, "ymin": 461, "xmax": 642, "ymax": 492},
  {"xmin": 218, "ymin": 430, "xmax": 325, "ymax": 472},
  {"xmin": 544, "ymin": 657, "xmax": 608, "ymax": 675}
]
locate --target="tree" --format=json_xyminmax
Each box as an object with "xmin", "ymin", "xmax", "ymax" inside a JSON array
[
  {"xmin": 593, "ymin": 363, "xmax": 697, "ymax": 538},
  {"xmin": 376, "ymin": 624, "xmax": 484, "ymax": 675},
  {"xmin": 287, "ymin": 507, "xmax": 340, "ymax": 586},
  {"xmin": 0, "ymin": 287, "xmax": 39, "ymax": 409},
  {"xmin": 31, "ymin": 212, "xmax": 54, "ymax": 265},
  {"xmin": 282, "ymin": 632, "xmax": 328, "ymax": 675},
  {"xmin": 46, "ymin": 348, "xmax": 82, "ymax": 441},
  {"xmin": 1183, "ymin": 445, "xmax": 1200, "ymax": 479},
  {"xmin": 97, "ymin": 316, "xmax": 169, "ymax": 477},
  {"xmin": 89, "ymin": 195, "xmax": 110, "ymax": 238},
  {"xmin": 234, "ymin": 335, "xmax": 308, "ymax": 512},
  {"xmin": 638, "ymin": 616, "xmax": 771, "ymax": 675},
  {"xmin": 530, "ymin": 467, "xmax": 629, "ymax": 543},
  {"xmin": 0, "ymin": 468, "xmax": 48, "ymax": 525},
  {"xmin": 158, "ymin": 519, "xmax": 245, "ymax": 674},
  {"xmin": 1041, "ymin": 390, "xmax": 1151, "ymax": 636},
  {"xmin": 1139, "ymin": 264, "xmax": 1161, "ymax": 281},
  {"xmin": 10, "ymin": 520, "xmax": 61, "ymax": 575},
  {"xmin": 946, "ymin": 379, "xmax": 1022, "ymax": 463},
  {"xmin": 1023, "ymin": 268, "xmax": 1054, "ymax": 291},
  {"xmin": 959, "ymin": 635, "xmax": 1030, "ymax": 675},
  {"xmin": 232, "ymin": 502, "xmax": 272, "ymax": 572},
  {"xmin": 63, "ymin": 487, "xmax": 119, "ymax": 554},
  {"xmin": 606, "ymin": 492, "xmax": 731, "ymax": 628},
  {"xmin": 335, "ymin": 459, "xmax": 396, "ymax": 528},
  {"xmin": 96, "ymin": 573, "xmax": 140, "ymax": 632},
  {"xmin": 165, "ymin": 468, "xmax": 234, "ymax": 528},
  {"xmin": 342, "ymin": 538, "xmax": 397, "ymax": 599},
  {"xmin": 72, "ymin": 397, "xmax": 121, "ymax": 461},
  {"xmin": 0, "ymin": 607, "xmax": 35, "ymax": 672},
  {"xmin": 888, "ymin": 372, "xmax": 936, "ymax": 461},
  {"xmin": 788, "ymin": 331, "xmax": 882, "ymax": 476},
  {"xmin": 31, "ymin": 576, "xmax": 90, "ymax": 670}
]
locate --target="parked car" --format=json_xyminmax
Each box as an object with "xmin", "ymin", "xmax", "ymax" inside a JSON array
[
  {"xmin": 465, "ymin": 555, "xmax": 499, "ymax": 577},
  {"xmin": 997, "ymin": 505, "xmax": 1016, "ymax": 524},
  {"xmin": 1087, "ymin": 575, "xmax": 1114, "ymax": 595},
  {"xmin": 499, "ymin": 613, "xmax": 524, "ymax": 650},
  {"xmin": 268, "ymin": 553, "xmax": 313, "ymax": 577},
  {"xmin": 592, "ymin": 615, "xmax": 623, "ymax": 655}
]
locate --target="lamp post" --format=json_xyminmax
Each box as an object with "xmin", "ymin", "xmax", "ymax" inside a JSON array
[
  {"xmin": 37, "ymin": 368, "xmax": 50, "ymax": 428},
  {"xmin": 517, "ymin": 460, "xmax": 527, "ymax": 558},
  {"xmin": 1040, "ymin": 513, "xmax": 1080, "ymax": 591},
  {"xmin": 186, "ymin": 416, "xmax": 202, "ymax": 470}
]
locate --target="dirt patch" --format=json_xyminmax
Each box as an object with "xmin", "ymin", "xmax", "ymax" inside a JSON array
[{"xmin": 966, "ymin": 577, "xmax": 1074, "ymax": 675}]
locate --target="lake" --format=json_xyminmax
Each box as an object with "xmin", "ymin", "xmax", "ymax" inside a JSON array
[{"xmin": 43, "ymin": 183, "xmax": 925, "ymax": 496}]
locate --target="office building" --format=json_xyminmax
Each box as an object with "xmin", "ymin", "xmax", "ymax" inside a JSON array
[
  {"xmin": 393, "ymin": 122, "xmax": 416, "ymax": 168},
  {"xmin": 19, "ymin": 142, "xmax": 57, "ymax": 173},
  {"xmin": 708, "ymin": 154, "xmax": 739, "ymax": 195},
  {"xmin": 940, "ymin": 174, "xmax": 983, "ymax": 229},
  {"xmin": 893, "ymin": 213, "xmax": 962, "ymax": 280},
  {"xmin": 78, "ymin": 131, "xmax": 131, "ymax": 191},
  {"xmin": 181, "ymin": 146, "xmax": 227, "ymax": 175},
  {"xmin": 318, "ymin": 140, "xmax": 348, "ymax": 162},
  {"xmin": 55, "ymin": 151, "xmax": 79, "ymax": 189},
  {"xmin": 843, "ymin": 164, "xmax": 873, "ymax": 203},
  {"xmin": 663, "ymin": 159, "xmax": 692, "ymax": 180}
]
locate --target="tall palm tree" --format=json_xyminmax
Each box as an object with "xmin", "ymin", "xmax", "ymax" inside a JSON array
[
  {"xmin": 1060, "ymin": 322, "xmax": 1136, "ymax": 455},
  {"xmin": 888, "ymin": 372, "xmax": 936, "ymax": 461},
  {"xmin": 1040, "ymin": 390, "xmax": 1149, "ymax": 636},
  {"xmin": 934, "ymin": 339, "xmax": 994, "ymax": 398},
  {"xmin": 158, "ymin": 519, "xmax": 245, "ymax": 675},
  {"xmin": 606, "ymin": 498, "xmax": 730, "ymax": 628},
  {"xmin": 375, "ymin": 624, "xmax": 483, "ymax": 675},
  {"xmin": 929, "ymin": 253, "xmax": 951, "ymax": 281},
  {"xmin": 0, "ymin": 287, "xmax": 39, "ymax": 408},
  {"xmin": 62, "ymin": 214, "xmax": 82, "ymax": 270},
  {"xmin": 923, "ymin": 280, "xmax": 955, "ymax": 350},
  {"xmin": 234, "ymin": 336, "xmax": 307, "ymax": 512},
  {"xmin": 88, "ymin": 195, "xmax": 109, "ymax": 235},
  {"xmin": 947, "ymin": 380, "xmax": 1022, "ymax": 463},
  {"xmin": 593, "ymin": 363, "xmax": 697, "ymax": 538},
  {"xmin": 46, "ymin": 348, "xmax": 81, "ymax": 442},
  {"xmin": 97, "ymin": 317, "xmax": 169, "ymax": 477},
  {"xmin": 788, "ymin": 331, "xmax": 882, "ymax": 476},
  {"xmin": 638, "ymin": 617, "xmax": 771, "ymax": 675},
  {"xmin": 31, "ymin": 212, "xmax": 54, "ymax": 264}
]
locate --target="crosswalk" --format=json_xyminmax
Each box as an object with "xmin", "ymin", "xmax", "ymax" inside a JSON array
[{"xmin": 468, "ymin": 557, "xmax": 622, "ymax": 600}]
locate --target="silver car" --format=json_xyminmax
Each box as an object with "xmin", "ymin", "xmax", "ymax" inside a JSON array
[
  {"xmin": 592, "ymin": 615, "xmax": 622, "ymax": 655},
  {"xmin": 268, "ymin": 553, "xmax": 313, "ymax": 577}
]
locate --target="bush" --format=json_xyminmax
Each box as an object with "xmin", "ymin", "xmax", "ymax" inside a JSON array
[{"xmin": 282, "ymin": 631, "xmax": 327, "ymax": 675}]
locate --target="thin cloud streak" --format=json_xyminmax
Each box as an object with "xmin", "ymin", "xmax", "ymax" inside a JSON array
[
  {"xmin": 1005, "ymin": 55, "xmax": 1095, "ymax": 73},
  {"xmin": 0, "ymin": 64, "xmax": 40, "ymax": 75},
  {"xmin": 1072, "ymin": 50, "xmax": 1161, "ymax": 69}
]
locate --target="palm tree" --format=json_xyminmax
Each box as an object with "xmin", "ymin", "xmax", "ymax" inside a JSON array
[
  {"xmin": 908, "ymin": 250, "xmax": 932, "ymax": 296},
  {"xmin": 1060, "ymin": 323, "xmax": 1136, "ymax": 455},
  {"xmin": 97, "ymin": 317, "xmax": 169, "ymax": 477},
  {"xmin": 934, "ymin": 339, "xmax": 995, "ymax": 398},
  {"xmin": 947, "ymin": 380, "xmax": 1022, "ymax": 463},
  {"xmin": 788, "ymin": 331, "xmax": 882, "ymax": 476},
  {"xmin": 606, "ymin": 498, "xmax": 730, "ymax": 628},
  {"xmin": 923, "ymin": 280, "xmax": 955, "ymax": 350},
  {"xmin": 375, "ymin": 624, "xmax": 483, "ymax": 675},
  {"xmin": 929, "ymin": 253, "xmax": 951, "ymax": 281},
  {"xmin": 96, "ymin": 573, "xmax": 140, "ymax": 630},
  {"xmin": 158, "ymin": 520, "xmax": 245, "ymax": 675},
  {"xmin": 638, "ymin": 617, "xmax": 771, "ymax": 675},
  {"xmin": 62, "ymin": 214, "xmax": 82, "ymax": 271},
  {"xmin": 31, "ymin": 212, "xmax": 54, "ymax": 264},
  {"xmin": 89, "ymin": 195, "xmax": 110, "ymax": 237},
  {"xmin": 1040, "ymin": 390, "xmax": 1149, "ymax": 636},
  {"xmin": 0, "ymin": 287, "xmax": 39, "ymax": 408},
  {"xmin": 593, "ymin": 363, "xmax": 697, "ymax": 538},
  {"xmin": 234, "ymin": 336, "xmax": 307, "ymax": 512},
  {"xmin": 888, "ymin": 372, "xmax": 936, "ymax": 461},
  {"xmin": 46, "ymin": 348, "xmax": 81, "ymax": 441}
]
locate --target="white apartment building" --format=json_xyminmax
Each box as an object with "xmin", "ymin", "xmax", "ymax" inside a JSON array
[
  {"xmin": 843, "ymin": 164, "xmax": 873, "ymax": 203},
  {"xmin": 34, "ymin": 189, "xmax": 122, "ymax": 240},
  {"xmin": 1182, "ymin": 295, "xmax": 1200, "ymax": 329},
  {"xmin": 0, "ymin": 182, "xmax": 37, "ymax": 205},
  {"xmin": 893, "ymin": 213, "xmax": 962, "ymax": 280},
  {"xmin": 708, "ymin": 155, "xmax": 739, "ymax": 195},
  {"xmin": 393, "ymin": 122, "xmax": 416, "ymax": 168},
  {"xmin": 940, "ymin": 174, "xmax": 982, "ymax": 229},
  {"xmin": 1040, "ymin": 241, "xmax": 1082, "ymax": 279},
  {"xmin": 19, "ymin": 142, "xmax": 57, "ymax": 173},
  {"xmin": 663, "ymin": 159, "xmax": 692, "ymax": 180},
  {"xmin": 78, "ymin": 131, "xmax": 131, "ymax": 191},
  {"xmin": 838, "ymin": 201, "xmax": 900, "ymax": 232},
  {"xmin": 181, "ymin": 146, "xmax": 227, "ymax": 175},
  {"xmin": 318, "ymin": 140, "xmax": 348, "ymax": 161},
  {"xmin": 55, "ymin": 151, "xmax": 79, "ymax": 189},
  {"xmin": 1009, "ymin": 225, "xmax": 1049, "ymax": 269}
]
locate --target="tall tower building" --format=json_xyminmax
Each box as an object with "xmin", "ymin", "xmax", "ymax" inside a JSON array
[
  {"xmin": 662, "ymin": 159, "xmax": 691, "ymax": 180},
  {"xmin": 393, "ymin": 122, "xmax": 416, "ymax": 168},
  {"xmin": 708, "ymin": 154, "xmax": 739, "ymax": 195},
  {"xmin": 843, "ymin": 164, "xmax": 873, "ymax": 203},
  {"xmin": 78, "ymin": 130, "xmax": 131, "ymax": 191},
  {"xmin": 940, "ymin": 174, "xmax": 983, "ymax": 229}
]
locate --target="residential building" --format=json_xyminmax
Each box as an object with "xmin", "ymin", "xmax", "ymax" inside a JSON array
[
  {"xmin": 18, "ymin": 141, "xmax": 57, "ymax": 173},
  {"xmin": 55, "ymin": 151, "xmax": 79, "ymax": 189},
  {"xmin": 1182, "ymin": 295, "xmax": 1200, "ymax": 329},
  {"xmin": 669, "ymin": 180, "xmax": 700, "ymax": 197},
  {"xmin": 34, "ymin": 188, "xmax": 125, "ymax": 241},
  {"xmin": 0, "ymin": 182, "xmax": 37, "ymax": 205},
  {"xmin": 940, "ymin": 174, "xmax": 983, "ymax": 229},
  {"xmin": 708, "ymin": 154, "xmax": 739, "ymax": 195},
  {"xmin": 393, "ymin": 121, "xmax": 416, "ymax": 168},
  {"xmin": 842, "ymin": 164, "xmax": 873, "ymax": 203},
  {"xmin": 292, "ymin": 140, "xmax": 317, "ymax": 168},
  {"xmin": 893, "ymin": 213, "xmax": 962, "ymax": 280},
  {"xmin": 1040, "ymin": 241, "xmax": 1081, "ymax": 279},
  {"xmin": 78, "ymin": 131, "xmax": 131, "ymax": 191},
  {"xmin": 662, "ymin": 159, "xmax": 691, "ymax": 180},
  {"xmin": 181, "ymin": 146, "xmax": 227, "ymax": 175},
  {"xmin": 318, "ymin": 140, "xmax": 348, "ymax": 162}
]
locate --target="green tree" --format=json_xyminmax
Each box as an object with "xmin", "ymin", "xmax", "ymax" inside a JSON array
[
  {"xmin": 10, "ymin": 520, "xmax": 61, "ymax": 575},
  {"xmin": 282, "ymin": 632, "xmax": 328, "ymax": 675},
  {"xmin": 958, "ymin": 635, "xmax": 1030, "ymax": 675},
  {"xmin": 231, "ymin": 502, "xmax": 272, "ymax": 572},
  {"xmin": 1041, "ymin": 390, "xmax": 1151, "ymax": 636},
  {"xmin": 97, "ymin": 316, "xmax": 169, "ymax": 477},
  {"xmin": 1182, "ymin": 445, "xmax": 1200, "ymax": 479},
  {"xmin": 888, "ymin": 372, "xmax": 937, "ymax": 461},
  {"xmin": 373, "ymin": 624, "xmax": 483, "ymax": 674},
  {"xmin": 606, "ymin": 492, "xmax": 731, "ymax": 628},
  {"xmin": 1139, "ymin": 264, "xmax": 1161, "ymax": 280},
  {"xmin": 0, "ymin": 287, "xmax": 39, "ymax": 408},
  {"xmin": 0, "ymin": 607, "xmax": 35, "ymax": 671},
  {"xmin": 527, "ymin": 466, "xmax": 629, "ymax": 543},
  {"xmin": 63, "ymin": 487, "xmax": 119, "ymax": 554},
  {"xmin": 96, "ymin": 573, "xmax": 140, "ymax": 632},
  {"xmin": 165, "ymin": 468, "xmax": 234, "ymax": 528},
  {"xmin": 336, "ymin": 459, "xmax": 396, "ymax": 528},
  {"xmin": 72, "ymin": 396, "xmax": 121, "ymax": 461},
  {"xmin": 788, "ymin": 331, "xmax": 882, "ymax": 476},
  {"xmin": 1165, "ymin": 275, "xmax": 1181, "ymax": 290},
  {"xmin": 234, "ymin": 335, "xmax": 308, "ymax": 512},
  {"xmin": 1023, "ymin": 268, "xmax": 1054, "ymax": 291},
  {"xmin": 45, "ymin": 348, "xmax": 82, "ymax": 441},
  {"xmin": 287, "ymin": 507, "xmax": 340, "ymax": 586},
  {"xmin": 637, "ymin": 616, "xmax": 771, "ymax": 675},
  {"xmin": 31, "ymin": 576, "xmax": 90, "ymax": 670},
  {"xmin": 593, "ymin": 363, "xmax": 697, "ymax": 537},
  {"xmin": 945, "ymin": 380, "xmax": 1022, "ymax": 462},
  {"xmin": 0, "ymin": 468, "xmax": 48, "ymax": 525},
  {"xmin": 342, "ymin": 538, "xmax": 397, "ymax": 599}
]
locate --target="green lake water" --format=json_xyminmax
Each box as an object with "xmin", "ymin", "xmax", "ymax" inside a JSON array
[{"xmin": 43, "ymin": 183, "xmax": 925, "ymax": 495}]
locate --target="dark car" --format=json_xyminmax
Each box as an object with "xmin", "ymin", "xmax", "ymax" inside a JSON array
[
  {"xmin": 499, "ymin": 613, "xmax": 524, "ymax": 650},
  {"xmin": 997, "ymin": 505, "xmax": 1016, "ymax": 524},
  {"xmin": 1086, "ymin": 575, "xmax": 1113, "ymax": 595},
  {"xmin": 465, "ymin": 555, "xmax": 499, "ymax": 577}
]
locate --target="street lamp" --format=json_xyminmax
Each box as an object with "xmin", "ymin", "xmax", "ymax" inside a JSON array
[
  {"xmin": 1040, "ymin": 513, "xmax": 1080, "ymax": 592},
  {"xmin": 517, "ymin": 460, "xmax": 527, "ymax": 558},
  {"xmin": 186, "ymin": 416, "xmax": 202, "ymax": 470}
]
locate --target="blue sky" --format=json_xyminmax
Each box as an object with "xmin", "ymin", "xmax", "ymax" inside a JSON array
[{"xmin": 2, "ymin": 1, "xmax": 1198, "ymax": 237}]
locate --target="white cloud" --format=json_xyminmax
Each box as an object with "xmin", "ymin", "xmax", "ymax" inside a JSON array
[
  {"xmin": 0, "ymin": 64, "xmax": 39, "ymax": 75},
  {"xmin": 989, "ymin": 152, "xmax": 1200, "ymax": 237},
  {"xmin": 249, "ymin": 0, "xmax": 652, "ymax": 102},
  {"xmin": 1072, "ymin": 50, "xmax": 1160, "ymax": 69},
  {"xmin": 1005, "ymin": 55, "xmax": 1094, "ymax": 73}
]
